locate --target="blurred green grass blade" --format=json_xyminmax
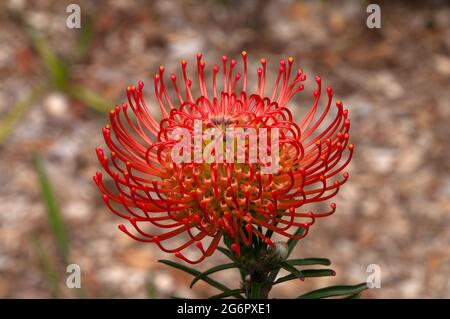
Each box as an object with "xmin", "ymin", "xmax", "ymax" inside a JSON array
[
  {"xmin": 30, "ymin": 234, "xmax": 60, "ymax": 297},
  {"xmin": 33, "ymin": 154, "xmax": 69, "ymax": 262},
  {"xmin": 158, "ymin": 259, "xmax": 234, "ymax": 293},
  {"xmin": 297, "ymin": 283, "xmax": 369, "ymax": 299},
  {"xmin": 274, "ymin": 269, "xmax": 336, "ymax": 285},
  {"xmin": 287, "ymin": 258, "xmax": 331, "ymax": 266},
  {"xmin": 190, "ymin": 262, "xmax": 241, "ymax": 288},
  {"xmin": 67, "ymin": 85, "xmax": 112, "ymax": 114},
  {"xmin": 209, "ymin": 289, "xmax": 245, "ymax": 299},
  {"xmin": 27, "ymin": 29, "xmax": 69, "ymax": 89},
  {"xmin": 0, "ymin": 85, "xmax": 46, "ymax": 145},
  {"xmin": 74, "ymin": 15, "xmax": 95, "ymax": 61},
  {"xmin": 145, "ymin": 277, "xmax": 158, "ymax": 299}
]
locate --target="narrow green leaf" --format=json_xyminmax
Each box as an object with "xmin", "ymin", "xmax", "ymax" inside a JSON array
[
  {"xmin": 28, "ymin": 29, "xmax": 69, "ymax": 89},
  {"xmin": 33, "ymin": 154, "xmax": 69, "ymax": 262},
  {"xmin": 344, "ymin": 292, "xmax": 362, "ymax": 299},
  {"xmin": 297, "ymin": 283, "xmax": 369, "ymax": 299},
  {"xmin": 299, "ymin": 268, "xmax": 335, "ymax": 277},
  {"xmin": 209, "ymin": 289, "xmax": 245, "ymax": 299},
  {"xmin": 74, "ymin": 15, "xmax": 95, "ymax": 61},
  {"xmin": 66, "ymin": 85, "xmax": 112, "ymax": 114},
  {"xmin": 275, "ymin": 261, "xmax": 304, "ymax": 280},
  {"xmin": 190, "ymin": 262, "xmax": 241, "ymax": 288},
  {"xmin": 287, "ymin": 258, "xmax": 331, "ymax": 266},
  {"xmin": 158, "ymin": 260, "xmax": 234, "ymax": 294},
  {"xmin": 274, "ymin": 269, "xmax": 336, "ymax": 285},
  {"xmin": 267, "ymin": 229, "xmax": 305, "ymax": 284},
  {"xmin": 30, "ymin": 235, "xmax": 60, "ymax": 297}
]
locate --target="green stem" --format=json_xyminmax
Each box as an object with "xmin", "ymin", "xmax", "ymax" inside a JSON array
[
  {"xmin": 248, "ymin": 281, "xmax": 262, "ymax": 299},
  {"xmin": 248, "ymin": 278, "xmax": 271, "ymax": 299},
  {"xmin": 238, "ymin": 252, "xmax": 271, "ymax": 299},
  {"xmin": 223, "ymin": 234, "xmax": 278, "ymax": 299}
]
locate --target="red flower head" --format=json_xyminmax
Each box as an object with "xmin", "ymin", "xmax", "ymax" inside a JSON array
[{"xmin": 94, "ymin": 52, "xmax": 353, "ymax": 264}]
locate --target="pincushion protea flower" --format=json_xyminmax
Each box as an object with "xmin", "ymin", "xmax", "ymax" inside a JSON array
[{"xmin": 93, "ymin": 52, "xmax": 353, "ymax": 265}]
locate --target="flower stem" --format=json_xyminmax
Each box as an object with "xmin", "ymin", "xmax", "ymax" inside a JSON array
[
  {"xmin": 247, "ymin": 277, "xmax": 271, "ymax": 299},
  {"xmin": 241, "ymin": 260, "xmax": 271, "ymax": 299},
  {"xmin": 224, "ymin": 234, "xmax": 276, "ymax": 299},
  {"xmin": 248, "ymin": 281, "xmax": 262, "ymax": 299}
]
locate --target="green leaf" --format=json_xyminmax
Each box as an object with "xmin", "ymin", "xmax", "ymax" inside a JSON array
[
  {"xmin": 267, "ymin": 229, "xmax": 306, "ymax": 284},
  {"xmin": 33, "ymin": 154, "xmax": 69, "ymax": 262},
  {"xmin": 297, "ymin": 283, "xmax": 369, "ymax": 299},
  {"xmin": 158, "ymin": 260, "xmax": 235, "ymax": 294},
  {"xmin": 209, "ymin": 289, "xmax": 245, "ymax": 299},
  {"xmin": 190, "ymin": 262, "xmax": 241, "ymax": 288},
  {"xmin": 74, "ymin": 15, "xmax": 95, "ymax": 61},
  {"xmin": 28, "ymin": 29, "xmax": 69, "ymax": 89},
  {"xmin": 30, "ymin": 234, "xmax": 60, "ymax": 297},
  {"xmin": 274, "ymin": 269, "xmax": 335, "ymax": 285},
  {"xmin": 275, "ymin": 261, "xmax": 304, "ymax": 280},
  {"xmin": 344, "ymin": 292, "xmax": 362, "ymax": 299},
  {"xmin": 287, "ymin": 258, "xmax": 331, "ymax": 266}
]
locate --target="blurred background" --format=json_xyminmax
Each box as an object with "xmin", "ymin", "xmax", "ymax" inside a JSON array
[{"xmin": 0, "ymin": 0, "xmax": 449, "ymax": 298}]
